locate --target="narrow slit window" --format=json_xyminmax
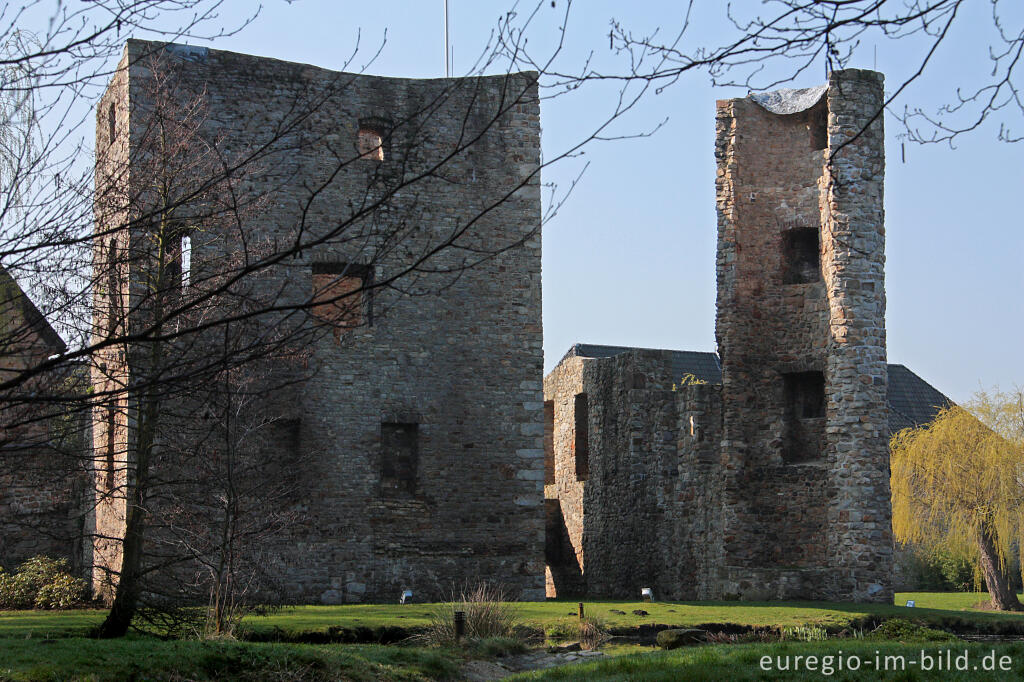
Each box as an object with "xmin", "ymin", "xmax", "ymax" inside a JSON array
[
  {"xmin": 180, "ymin": 234, "xmax": 191, "ymax": 289},
  {"xmin": 105, "ymin": 405, "xmax": 116, "ymax": 490},
  {"xmin": 108, "ymin": 103, "xmax": 116, "ymax": 144},
  {"xmin": 381, "ymin": 422, "xmax": 418, "ymax": 496},
  {"xmin": 782, "ymin": 227, "xmax": 821, "ymax": 284},
  {"xmin": 574, "ymin": 393, "xmax": 589, "ymax": 481},
  {"xmin": 106, "ymin": 239, "xmax": 118, "ymax": 334}
]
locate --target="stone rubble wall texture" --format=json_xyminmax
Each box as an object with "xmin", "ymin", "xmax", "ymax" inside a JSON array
[
  {"xmin": 93, "ymin": 40, "xmax": 545, "ymax": 603},
  {"xmin": 91, "ymin": 46, "xmax": 132, "ymax": 600},
  {"xmin": 543, "ymin": 350, "xmax": 724, "ymax": 599},
  {"xmin": 543, "ymin": 69, "xmax": 892, "ymax": 602},
  {"xmin": 0, "ymin": 276, "xmax": 90, "ymax": 574}
]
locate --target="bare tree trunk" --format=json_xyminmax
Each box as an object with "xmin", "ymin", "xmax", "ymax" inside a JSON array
[
  {"xmin": 978, "ymin": 522, "xmax": 1023, "ymax": 611},
  {"xmin": 97, "ymin": 391, "xmax": 158, "ymax": 638}
]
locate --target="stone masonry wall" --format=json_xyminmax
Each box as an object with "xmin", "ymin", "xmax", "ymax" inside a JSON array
[
  {"xmin": 542, "ymin": 70, "xmax": 892, "ymax": 603},
  {"xmin": 819, "ymin": 70, "xmax": 892, "ymax": 600},
  {"xmin": 0, "ymin": 275, "xmax": 89, "ymax": 574},
  {"xmin": 715, "ymin": 69, "xmax": 891, "ymax": 601},
  {"xmin": 542, "ymin": 357, "xmax": 585, "ymax": 597},
  {"xmin": 543, "ymin": 350, "xmax": 723, "ymax": 600},
  {"xmin": 93, "ymin": 40, "xmax": 545, "ymax": 603}
]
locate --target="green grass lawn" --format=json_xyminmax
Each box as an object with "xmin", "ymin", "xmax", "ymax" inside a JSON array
[
  {"xmin": 0, "ymin": 637, "xmax": 460, "ymax": 681},
  {"xmin": 512, "ymin": 641, "xmax": 1024, "ymax": 681},
  {"xmin": 2, "ymin": 593, "xmax": 1023, "ymax": 680},
  {"xmin": 2, "ymin": 592, "xmax": 1021, "ymax": 640}
]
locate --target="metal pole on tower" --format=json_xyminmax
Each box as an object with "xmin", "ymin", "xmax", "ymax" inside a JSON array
[{"xmin": 444, "ymin": 0, "xmax": 450, "ymax": 77}]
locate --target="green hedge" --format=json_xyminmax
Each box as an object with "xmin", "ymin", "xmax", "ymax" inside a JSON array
[{"xmin": 0, "ymin": 556, "xmax": 87, "ymax": 609}]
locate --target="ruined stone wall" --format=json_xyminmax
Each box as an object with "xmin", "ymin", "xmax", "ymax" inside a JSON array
[
  {"xmin": 674, "ymin": 382, "xmax": 724, "ymax": 599},
  {"xmin": 543, "ymin": 350, "xmax": 723, "ymax": 600},
  {"xmin": 0, "ymin": 272, "xmax": 89, "ymax": 574},
  {"xmin": 91, "ymin": 48, "xmax": 131, "ymax": 599},
  {"xmin": 819, "ymin": 71, "xmax": 892, "ymax": 600},
  {"xmin": 542, "ymin": 357, "xmax": 585, "ymax": 597},
  {"xmin": 715, "ymin": 69, "xmax": 891, "ymax": 601},
  {"xmin": 93, "ymin": 40, "xmax": 544, "ymax": 603},
  {"xmin": 0, "ymin": 382, "xmax": 91, "ymax": 576}
]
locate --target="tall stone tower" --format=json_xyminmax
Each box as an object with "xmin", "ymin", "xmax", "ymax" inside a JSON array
[
  {"xmin": 714, "ymin": 69, "xmax": 892, "ymax": 601},
  {"xmin": 91, "ymin": 40, "xmax": 545, "ymax": 603}
]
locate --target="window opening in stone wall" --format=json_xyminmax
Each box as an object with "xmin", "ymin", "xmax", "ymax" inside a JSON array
[
  {"xmin": 105, "ymin": 405, "xmax": 115, "ymax": 490},
  {"xmin": 574, "ymin": 393, "xmax": 589, "ymax": 481},
  {"xmin": 806, "ymin": 99, "xmax": 827, "ymax": 150},
  {"xmin": 311, "ymin": 263, "xmax": 371, "ymax": 339},
  {"xmin": 357, "ymin": 129, "xmax": 383, "ymax": 161},
  {"xmin": 159, "ymin": 222, "xmax": 190, "ymax": 296},
  {"xmin": 782, "ymin": 227, "xmax": 821, "ymax": 284},
  {"xmin": 180, "ymin": 234, "xmax": 191, "ymax": 289},
  {"xmin": 106, "ymin": 239, "xmax": 118, "ymax": 334},
  {"xmin": 544, "ymin": 400, "xmax": 555, "ymax": 485},
  {"xmin": 357, "ymin": 117, "xmax": 391, "ymax": 161},
  {"xmin": 108, "ymin": 103, "xmax": 116, "ymax": 144},
  {"xmin": 783, "ymin": 371, "xmax": 826, "ymax": 462},
  {"xmin": 381, "ymin": 422, "xmax": 418, "ymax": 496}
]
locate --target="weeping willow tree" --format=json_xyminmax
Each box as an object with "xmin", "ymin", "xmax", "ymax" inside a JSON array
[{"xmin": 891, "ymin": 396, "xmax": 1024, "ymax": 611}]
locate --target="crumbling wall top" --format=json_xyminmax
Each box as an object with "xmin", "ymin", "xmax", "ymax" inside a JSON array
[{"xmin": 749, "ymin": 85, "xmax": 827, "ymax": 115}]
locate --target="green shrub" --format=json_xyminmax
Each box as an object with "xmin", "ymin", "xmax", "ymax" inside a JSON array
[
  {"xmin": 656, "ymin": 628, "xmax": 707, "ymax": 649},
  {"xmin": 868, "ymin": 618, "xmax": 958, "ymax": 643},
  {"xmin": 898, "ymin": 545, "xmax": 982, "ymax": 592},
  {"xmin": 0, "ymin": 556, "xmax": 87, "ymax": 610}
]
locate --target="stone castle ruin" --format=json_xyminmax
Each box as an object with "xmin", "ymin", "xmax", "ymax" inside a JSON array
[
  {"xmin": 90, "ymin": 40, "xmax": 545, "ymax": 603},
  {"xmin": 545, "ymin": 69, "xmax": 898, "ymax": 602},
  {"xmin": 1, "ymin": 45, "xmax": 911, "ymax": 605}
]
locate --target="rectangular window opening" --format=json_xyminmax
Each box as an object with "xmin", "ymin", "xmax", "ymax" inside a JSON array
[
  {"xmin": 807, "ymin": 100, "xmax": 828, "ymax": 150},
  {"xmin": 544, "ymin": 400, "xmax": 555, "ymax": 485},
  {"xmin": 381, "ymin": 422, "xmax": 418, "ymax": 496},
  {"xmin": 180, "ymin": 234, "xmax": 191, "ymax": 289},
  {"xmin": 782, "ymin": 227, "xmax": 821, "ymax": 284},
  {"xmin": 573, "ymin": 393, "xmax": 589, "ymax": 481},
  {"xmin": 106, "ymin": 238, "xmax": 119, "ymax": 335},
  {"xmin": 357, "ymin": 117, "xmax": 392, "ymax": 162},
  {"xmin": 311, "ymin": 262, "xmax": 371, "ymax": 336},
  {"xmin": 105, "ymin": 405, "xmax": 115, "ymax": 490},
  {"xmin": 783, "ymin": 371, "xmax": 826, "ymax": 462}
]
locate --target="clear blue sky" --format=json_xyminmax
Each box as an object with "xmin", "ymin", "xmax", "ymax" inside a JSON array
[{"xmin": 141, "ymin": 0, "xmax": 1021, "ymax": 404}]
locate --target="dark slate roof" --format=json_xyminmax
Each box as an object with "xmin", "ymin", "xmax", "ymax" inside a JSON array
[
  {"xmin": 886, "ymin": 364, "xmax": 953, "ymax": 434},
  {"xmin": 560, "ymin": 343, "xmax": 953, "ymax": 435}
]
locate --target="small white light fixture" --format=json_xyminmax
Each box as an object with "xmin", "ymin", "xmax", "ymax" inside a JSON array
[
  {"xmin": 641, "ymin": 587, "xmax": 654, "ymax": 602},
  {"xmin": 400, "ymin": 589, "xmax": 413, "ymax": 604}
]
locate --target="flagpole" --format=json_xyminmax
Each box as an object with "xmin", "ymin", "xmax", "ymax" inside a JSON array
[{"xmin": 444, "ymin": 0, "xmax": 450, "ymax": 77}]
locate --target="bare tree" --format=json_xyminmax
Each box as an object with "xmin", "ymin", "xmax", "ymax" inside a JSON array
[{"xmin": 2, "ymin": 0, "xmax": 1015, "ymax": 639}]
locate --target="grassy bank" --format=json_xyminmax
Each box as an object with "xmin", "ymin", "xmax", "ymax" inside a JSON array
[
  {"xmin": 2, "ymin": 593, "xmax": 1023, "ymax": 680},
  {"xmin": 0, "ymin": 638, "xmax": 460, "ymax": 681},
  {"xmin": 512, "ymin": 641, "xmax": 1024, "ymax": 681},
  {"xmin": 1, "ymin": 592, "xmax": 1021, "ymax": 640}
]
